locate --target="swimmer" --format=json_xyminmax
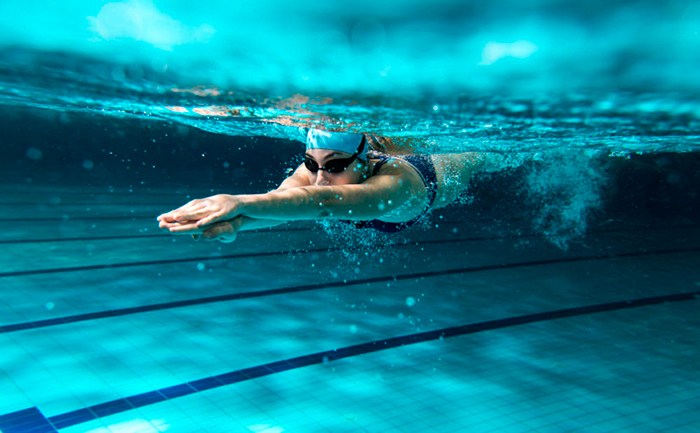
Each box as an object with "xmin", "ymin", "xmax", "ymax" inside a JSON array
[{"xmin": 157, "ymin": 129, "xmax": 500, "ymax": 242}]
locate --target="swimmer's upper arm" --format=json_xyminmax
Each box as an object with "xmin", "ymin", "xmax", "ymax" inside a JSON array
[{"xmin": 238, "ymin": 161, "xmax": 428, "ymax": 223}]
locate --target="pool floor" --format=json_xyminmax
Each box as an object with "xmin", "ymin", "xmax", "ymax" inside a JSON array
[{"xmin": 1, "ymin": 182, "xmax": 699, "ymax": 432}]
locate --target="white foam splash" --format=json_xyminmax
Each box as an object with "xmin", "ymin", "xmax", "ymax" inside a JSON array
[
  {"xmin": 317, "ymin": 219, "xmax": 401, "ymax": 266},
  {"xmin": 526, "ymin": 152, "xmax": 607, "ymax": 249}
]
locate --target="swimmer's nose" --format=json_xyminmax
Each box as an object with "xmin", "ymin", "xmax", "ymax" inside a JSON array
[{"xmin": 314, "ymin": 171, "xmax": 331, "ymax": 186}]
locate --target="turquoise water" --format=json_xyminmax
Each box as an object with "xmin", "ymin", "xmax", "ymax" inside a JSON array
[
  {"xmin": 1, "ymin": 1, "xmax": 700, "ymax": 432},
  {"xmin": 1, "ymin": 0, "xmax": 699, "ymax": 154}
]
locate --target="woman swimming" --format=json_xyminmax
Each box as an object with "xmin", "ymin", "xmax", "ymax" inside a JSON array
[{"xmin": 157, "ymin": 128, "xmax": 495, "ymax": 242}]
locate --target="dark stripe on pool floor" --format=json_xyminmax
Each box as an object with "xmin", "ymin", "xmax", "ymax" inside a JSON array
[
  {"xmin": 1, "ymin": 219, "xmax": 695, "ymax": 251},
  {"xmin": 0, "ymin": 407, "xmax": 57, "ymax": 433},
  {"xmin": 0, "ymin": 232, "xmax": 522, "ymax": 277},
  {"xmin": 0, "ymin": 216, "xmax": 157, "ymax": 222},
  {"xmin": 2, "ymin": 290, "xmax": 698, "ymax": 431},
  {"xmin": 2, "ymin": 246, "xmax": 698, "ymax": 334},
  {"xmin": 0, "ymin": 234, "xmax": 172, "ymax": 244},
  {"xmin": 0, "ymin": 227, "xmax": 311, "ymax": 244},
  {"xmin": 3, "ymin": 221, "xmax": 698, "ymax": 276},
  {"xmin": 0, "ymin": 225, "xmax": 505, "ymax": 245},
  {"xmin": 0, "ymin": 202, "xmax": 188, "ymax": 206},
  {"xmin": 0, "ymin": 246, "xmax": 334, "ymax": 278}
]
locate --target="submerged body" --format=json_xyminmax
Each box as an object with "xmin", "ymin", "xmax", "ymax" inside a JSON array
[{"xmin": 158, "ymin": 129, "xmax": 497, "ymax": 242}]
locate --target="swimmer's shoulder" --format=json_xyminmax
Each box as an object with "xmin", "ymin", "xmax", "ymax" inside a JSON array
[
  {"xmin": 367, "ymin": 151, "xmax": 402, "ymax": 175},
  {"xmin": 368, "ymin": 152, "xmax": 428, "ymax": 193}
]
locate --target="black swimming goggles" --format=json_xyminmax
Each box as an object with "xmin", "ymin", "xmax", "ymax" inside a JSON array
[{"xmin": 304, "ymin": 137, "xmax": 366, "ymax": 174}]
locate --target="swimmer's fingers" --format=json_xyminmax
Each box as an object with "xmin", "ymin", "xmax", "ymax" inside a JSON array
[
  {"xmin": 163, "ymin": 221, "xmax": 204, "ymax": 233},
  {"xmin": 158, "ymin": 220, "xmax": 174, "ymax": 230},
  {"xmin": 157, "ymin": 210, "xmax": 180, "ymax": 222},
  {"xmin": 158, "ymin": 218, "xmax": 198, "ymax": 231},
  {"xmin": 158, "ymin": 200, "xmax": 201, "ymax": 221},
  {"xmin": 159, "ymin": 221, "xmax": 187, "ymax": 231},
  {"xmin": 158, "ymin": 200, "xmax": 209, "ymax": 223},
  {"xmin": 159, "ymin": 195, "xmax": 239, "ymax": 226},
  {"xmin": 165, "ymin": 205, "xmax": 210, "ymax": 223}
]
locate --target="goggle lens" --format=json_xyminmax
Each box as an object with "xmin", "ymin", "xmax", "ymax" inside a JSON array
[
  {"xmin": 304, "ymin": 136, "xmax": 366, "ymax": 174},
  {"xmin": 304, "ymin": 157, "xmax": 356, "ymax": 174}
]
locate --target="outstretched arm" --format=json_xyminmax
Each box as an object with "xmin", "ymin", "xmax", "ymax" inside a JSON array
[
  {"xmin": 158, "ymin": 163, "xmax": 426, "ymax": 235},
  {"xmin": 158, "ymin": 164, "xmax": 310, "ymax": 240}
]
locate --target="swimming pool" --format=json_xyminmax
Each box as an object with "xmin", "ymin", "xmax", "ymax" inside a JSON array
[{"xmin": 1, "ymin": 1, "xmax": 700, "ymax": 432}]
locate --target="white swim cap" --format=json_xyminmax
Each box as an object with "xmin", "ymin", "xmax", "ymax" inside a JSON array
[{"xmin": 306, "ymin": 129, "xmax": 367, "ymax": 160}]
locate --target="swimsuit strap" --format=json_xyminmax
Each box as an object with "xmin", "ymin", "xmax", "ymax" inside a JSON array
[
  {"xmin": 371, "ymin": 153, "xmax": 438, "ymax": 209},
  {"xmin": 350, "ymin": 153, "xmax": 438, "ymax": 232},
  {"xmin": 394, "ymin": 154, "xmax": 438, "ymax": 209}
]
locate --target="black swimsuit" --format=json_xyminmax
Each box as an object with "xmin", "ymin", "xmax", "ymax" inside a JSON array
[{"xmin": 353, "ymin": 153, "xmax": 438, "ymax": 233}]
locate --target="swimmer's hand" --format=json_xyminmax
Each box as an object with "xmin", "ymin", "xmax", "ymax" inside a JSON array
[
  {"xmin": 157, "ymin": 218, "xmax": 242, "ymax": 243},
  {"xmin": 157, "ymin": 194, "xmax": 243, "ymax": 232}
]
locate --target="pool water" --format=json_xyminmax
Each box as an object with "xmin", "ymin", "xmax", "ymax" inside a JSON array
[{"xmin": 1, "ymin": 1, "xmax": 700, "ymax": 432}]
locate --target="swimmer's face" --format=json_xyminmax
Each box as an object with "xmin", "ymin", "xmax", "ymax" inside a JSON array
[{"xmin": 305, "ymin": 149, "xmax": 367, "ymax": 186}]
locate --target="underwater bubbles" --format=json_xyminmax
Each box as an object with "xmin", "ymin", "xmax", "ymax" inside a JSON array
[{"xmin": 526, "ymin": 151, "xmax": 607, "ymax": 249}]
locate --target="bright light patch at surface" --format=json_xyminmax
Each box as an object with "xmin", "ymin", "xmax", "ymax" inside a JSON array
[
  {"xmin": 248, "ymin": 424, "xmax": 285, "ymax": 433},
  {"xmin": 84, "ymin": 418, "xmax": 170, "ymax": 432},
  {"xmin": 0, "ymin": 0, "xmax": 697, "ymax": 94},
  {"xmin": 87, "ymin": 0, "xmax": 215, "ymax": 50},
  {"xmin": 479, "ymin": 40, "xmax": 539, "ymax": 65}
]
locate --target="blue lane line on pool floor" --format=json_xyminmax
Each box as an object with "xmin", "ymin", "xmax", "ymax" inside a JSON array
[
  {"xmin": 1, "ymin": 246, "xmax": 699, "ymax": 335},
  {"xmin": 1, "ymin": 290, "xmax": 698, "ymax": 432},
  {"xmin": 0, "ymin": 246, "xmax": 332, "ymax": 278},
  {"xmin": 2, "ymin": 222, "xmax": 696, "ymax": 277},
  {"xmin": 0, "ymin": 227, "xmax": 311, "ymax": 244},
  {"xmin": 0, "ymin": 230, "xmax": 534, "ymax": 278},
  {"xmin": 0, "ymin": 216, "xmax": 157, "ymax": 222},
  {"xmin": 0, "ymin": 228, "xmax": 531, "ymax": 277},
  {"xmin": 0, "ymin": 407, "xmax": 57, "ymax": 433},
  {"xmin": 2, "ymin": 220, "xmax": 694, "ymax": 246},
  {"xmin": 0, "ymin": 231, "xmax": 505, "ymax": 278}
]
